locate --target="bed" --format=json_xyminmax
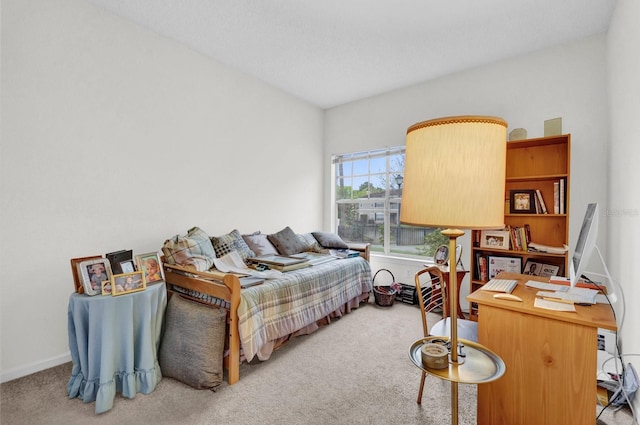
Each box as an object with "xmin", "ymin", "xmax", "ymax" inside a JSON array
[{"xmin": 163, "ymin": 249, "xmax": 372, "ymax": 384}]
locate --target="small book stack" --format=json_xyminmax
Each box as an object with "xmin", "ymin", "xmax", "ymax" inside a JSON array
[
  {"xmin": 247, "ymin": 255, "xmax": 311, "ymax": 272},
  {"xmin": 329, "ymin": 249, "xmax": 360, "ymax": 259}
]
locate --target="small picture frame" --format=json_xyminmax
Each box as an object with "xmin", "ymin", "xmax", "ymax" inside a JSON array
[
  {"xmin": 101, "ymin": 277, "xmax": 113, "ymax": 296},
  {"xmin": 120, "ymin": 260, "xmax": 136, "ymax": 273},
  {"xmin": 78, "ymin": 258, "xmax": 113, "ymax": 296},
  {"xmin": 479, "ymin": 230, "xmax": 510, "ymax": 250},
  {"xmin": 523, "ymin": 260, "xmax": 543, "ymax": 276},
  {"xmin": 434, "ymin": 245, "xmax": 449, "ymax": 265},
  {"xmin": 111, "ymin": 271, "xmax": 146, "ymax": 296},
  {"xmin": 106, "ymin": 249, "xmax": 133, "ymax": 275},
  {"xmin": 524, "ymin": 260, "xmax": 560, "ymax": 278},
  {"xmin": 70, "ymin": 255, "xmax": 102, "ymax": 294},
  {"xmin": 510, "ymin": 189, "xmax": 537, "ymax": 214},
  {"xmin": 135, "ymin": 252, "xmax": 165, "ymax": 285},
  {"xmin": 487, "ymin": 256, "xmax": 522, "ymax": 279}
]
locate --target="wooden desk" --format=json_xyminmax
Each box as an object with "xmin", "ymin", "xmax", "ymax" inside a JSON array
[{"xmin": 467, "ymin": 273, "xmax": 616, "ymax": 425}]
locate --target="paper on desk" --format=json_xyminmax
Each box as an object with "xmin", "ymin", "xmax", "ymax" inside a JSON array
[
  {"xmin": 213, "ymin": 251, "xmax": 282, "ymax": 279},
  {"xmin": 534, "ymin": 297, "xmax": 576, "ymax": 312},
  {"xmin": 536, "ymin": 287, "xmax": 598, "ymax": 304},
  {"xmin": 525, "ymin": 280, "xmax": 569, "ymax": 292}
]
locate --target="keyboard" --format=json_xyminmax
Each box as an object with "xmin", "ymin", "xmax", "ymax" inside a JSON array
[{"xmin": 481, "ymin": 279, "xmax": 518, "ymax": 294}]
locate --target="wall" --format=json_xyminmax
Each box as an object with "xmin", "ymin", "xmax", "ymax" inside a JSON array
[
  {"xmin": 607, "ymin": 0, "xmax": 640, "ymax": 416},
  {"xmin": 324, "ymin": 35, "xmax": 610, "ymax": 306},
  {"xmin": 0, "ymin": 0, "xmax": 323, "ymax": 381}
]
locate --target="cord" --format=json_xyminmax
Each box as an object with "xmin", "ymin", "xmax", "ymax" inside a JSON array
[{"xmin": 596, "ymin": 353, "xmax": 639, "ymax": 424}]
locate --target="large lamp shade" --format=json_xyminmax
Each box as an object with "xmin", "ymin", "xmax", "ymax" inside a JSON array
[
  {"xmin": 400, "ymin": 115, "xmax": 508, "ymax": 230},
  {"xmin": 402, "ymin": 115, "xmax": 508, "ymax": 425}
]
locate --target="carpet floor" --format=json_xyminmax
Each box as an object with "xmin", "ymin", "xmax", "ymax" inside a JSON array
[{"xmin": 0, "ymin": 299, "xmax": 634, "ymax": 424}]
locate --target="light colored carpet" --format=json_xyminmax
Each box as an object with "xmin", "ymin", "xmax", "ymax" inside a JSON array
[{"xmin": 0, "ymin": 300, "xmax": 633, "ymax": 424}]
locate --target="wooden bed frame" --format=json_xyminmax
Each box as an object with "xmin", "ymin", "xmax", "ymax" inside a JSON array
[{"xmin": 163, "ymin": 243, "xmax": 369, "ymax": 385}]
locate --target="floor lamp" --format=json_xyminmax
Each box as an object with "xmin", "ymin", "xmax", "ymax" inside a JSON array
[{"xmin": 401, "ymin": 115, "xmax": 508, "ymax": 425}]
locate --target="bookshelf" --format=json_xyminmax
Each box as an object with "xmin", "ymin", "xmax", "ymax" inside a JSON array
[{"xmin": 468, "ymin": 134, "xmax": 571, "ymax": 321}]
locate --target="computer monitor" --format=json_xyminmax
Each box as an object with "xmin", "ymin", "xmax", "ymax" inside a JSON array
[{"xmin": 569, "ymin": 203, "xmax": 599, "ymax": 288}]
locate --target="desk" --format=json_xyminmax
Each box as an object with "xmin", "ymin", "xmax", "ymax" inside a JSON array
[
  {"xmin": 467, "ymin": 273, "xmax": 616, "ymax": 425},
  {"xmin": 67, "ymin": 282, "xmax": 167, "ymax": 414}
]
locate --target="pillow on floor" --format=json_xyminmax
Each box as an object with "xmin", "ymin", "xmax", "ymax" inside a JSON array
[{"xmin": 159, "ymin": 295, "xmax": 226, "ymax": 390}]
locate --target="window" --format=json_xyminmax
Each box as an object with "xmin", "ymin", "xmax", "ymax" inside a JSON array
[{"xmin": 333, "ymin": 147, "xmax": 446, "ymax": 257}]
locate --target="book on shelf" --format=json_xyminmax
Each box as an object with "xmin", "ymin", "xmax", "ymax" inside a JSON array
[
  {"xmin": 535, "ymin": 189, "xmax": 548, "ymax": 214},
  {"xmin": 506, "ymin": 224, "xmax": 531, "ymax": 251},
  {"xmin": 527, "ymin": 241, "xmax": 568, "ymax": 254},
  {"xmin": 554, "ymin": 181, "xmax": 560, "ymax": 214},
  {"xmin": 560, "ymin": 178, "xmax": 566, "ymax": 214}
]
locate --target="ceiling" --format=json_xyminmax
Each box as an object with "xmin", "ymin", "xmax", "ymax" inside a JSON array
[{"xmin": 87, "ymin": 0, "xmax": 617, "ymax": 109}]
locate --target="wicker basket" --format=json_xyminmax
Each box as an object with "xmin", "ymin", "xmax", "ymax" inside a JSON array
[{"xmin": 372, "ymin": 269, "xmax": 397, "ymax": 307}]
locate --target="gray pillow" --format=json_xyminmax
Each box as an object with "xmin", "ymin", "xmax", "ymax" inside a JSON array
[
  {"xmin": 159, "ymin": 295, "xmax": 226, "ymax": 390},
  {"xmin": 312, "ymin": 231, "xmax": 349, "ymax": 249},
  {"xmin": 242, "ymin": 232, "xmax": 279, "ymax": 256},
  {"xmin": 267, "ymin": 226, "xmax": 306, "ymax": 255}
]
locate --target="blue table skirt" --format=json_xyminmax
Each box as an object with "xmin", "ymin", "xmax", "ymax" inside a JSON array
[{"xmin": 67, "ymin": 282, "xmax": 167, "ymax": 414}]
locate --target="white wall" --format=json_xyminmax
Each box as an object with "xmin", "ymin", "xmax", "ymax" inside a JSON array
[
  {"xmin": 607, "ymin": 0, "xmax": 640, "ymax": 416},
  {"xmin": 324, "ymin": 35, "xmax": 610, "ymax": 308},
  {"xmin": 0, "ymin": 0, "xmax": 323, "ymax": 381}
]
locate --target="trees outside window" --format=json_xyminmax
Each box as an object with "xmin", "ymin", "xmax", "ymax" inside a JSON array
[{"xmin": 333, "ymin": 147, "xmax": 446, "ymax": 257}]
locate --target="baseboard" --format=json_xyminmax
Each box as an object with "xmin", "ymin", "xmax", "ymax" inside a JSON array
[{"xmin": 0, "ymin": 352, "xmax": 71, "ymax": 384}]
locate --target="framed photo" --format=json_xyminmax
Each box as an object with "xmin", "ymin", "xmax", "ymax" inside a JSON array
[
  {"xmin": 524, "ymin": 260, "xmax": 560, "ymax": 278},
  {"xmin": 510, "ymin": 189, "xmax": 536, "ymax": 214},
  {"xmin": 434, "ymin": 245, "xmax": 449, "ymax": 265},
  {"xmin": 135, "ymin": 252, "xmax": 165, "ymax": 285},
  {"xmin": 70, "ymin": 255, "xmax": 101, "ymax": 294},
  {"xmin": 101, "ymin": 277, "xmax": 113, "ymax": 295},
  {"xmin": 111, "ymin": 271, "xmax": 146, "ymax": 296},
  {"xmin": 106, "ymin": 249, "xmax": 133, "ymax": 275},
  {"xmin": 120, "ymin": 260, "xmax": 136, "ymax": 273},
  {"xmin": 487, "ymin": 256, "xmax": 522, "ymax": 279},
  {"xmin": 479, "ymin": 230, "xmax": 510, "ymax": 250},
  {"xmin": 78, "ymin": 258, "xmax": 113, "ymax": 296}
]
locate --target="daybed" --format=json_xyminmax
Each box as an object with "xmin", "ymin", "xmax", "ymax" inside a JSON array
[{"xmin": 161, "ymin": 226, "xmax": 373, "ymax": 385}]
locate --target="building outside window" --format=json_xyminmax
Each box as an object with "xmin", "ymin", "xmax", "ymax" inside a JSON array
[{"xmin": 333, "ymin": 147, "xmax": 447, "ymax": 257}]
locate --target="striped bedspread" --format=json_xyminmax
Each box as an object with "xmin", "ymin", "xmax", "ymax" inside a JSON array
[{"xmin": 239, "ymin": 257, "xmax": 372, "ymax": 362}]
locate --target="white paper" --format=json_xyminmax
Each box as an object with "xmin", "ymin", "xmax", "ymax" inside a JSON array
[
  {"xmin": 534, "ymin": 297, "xmax": 576, "ymax": 312},
  {"xmin": 213, "ymin": 251, "xmax": 282, "ymax": 279},
  {"xmin": 525, "ymin": 280, "xmax": 569, "ymax": 292},
  {"xmin": 535, "ymin": 288, "xmax": 598, "ymax": 304}
]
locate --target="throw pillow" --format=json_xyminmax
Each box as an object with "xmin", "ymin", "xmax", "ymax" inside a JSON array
[
  {"xmin": 312, "ymin": 231, "xmax": 349, "ymax": 249},
  {"xmin": 242, "ymin": 232, "xmax": 279, "ymax": 256},
  {"xmin": 298, "ymin": 232, "xmax": 327, "ymax": 253},
  {"xmin": 211, "ymin": 229, "xmax": 255, "ymax": 262},
  {"xmin": 267, "ymin": 226, "xmax": 306, "ymax": 255},
  {"xmin": 159, "ymin": 295, "xmax": 226, "ymax": 390},
  {"xmin": 162, "ymin": 227, "xmax": 216, "ymax": 272}
]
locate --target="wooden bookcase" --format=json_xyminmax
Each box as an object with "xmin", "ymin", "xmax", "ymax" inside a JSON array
[{"xmin": 468, "ymin": 134, "xmax": 571, "ymax": 321}]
